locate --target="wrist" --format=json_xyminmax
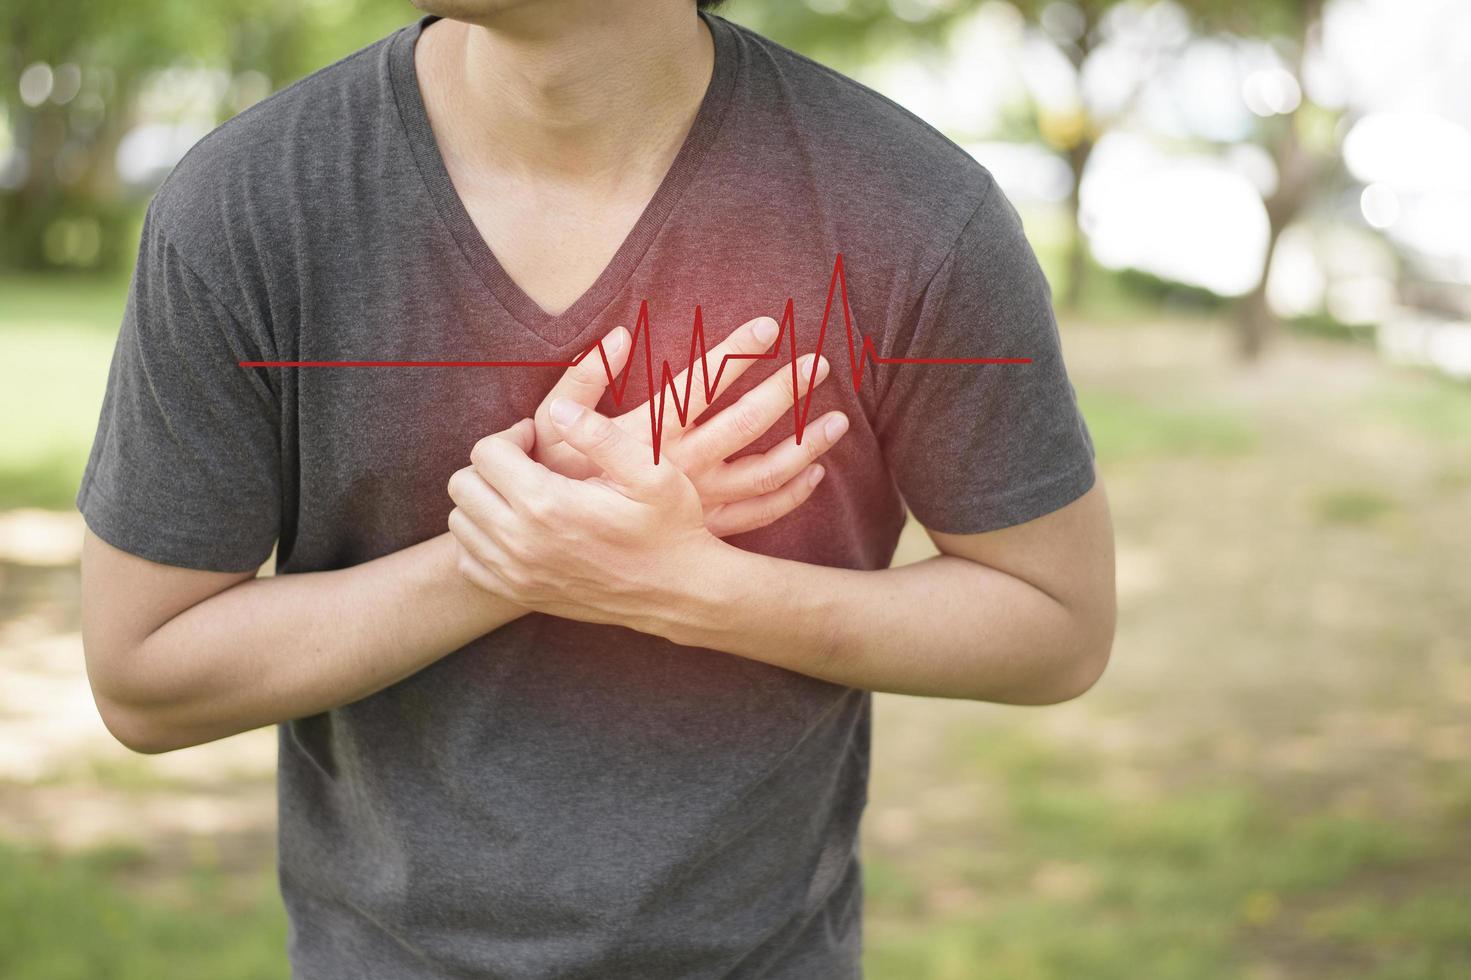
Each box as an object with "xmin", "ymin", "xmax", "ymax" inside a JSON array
[
  {"xmin": 640, "ymin": 534, "xmax": 755, "ymax": 649},
  {"xmin": 646, "ymin": 541, "xmax": 852, "ymax": 676},
  {"xmin": 430, "ymin": 531, "xmax": 526, "ymax": 628}
]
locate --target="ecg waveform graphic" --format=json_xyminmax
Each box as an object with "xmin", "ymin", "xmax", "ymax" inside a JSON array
[{"xmin": 239, "ymin": 254, "xmax": 1031, "ymax": 463}]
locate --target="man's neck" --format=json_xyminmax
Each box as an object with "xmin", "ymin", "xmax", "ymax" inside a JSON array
[{"xmin": 419, "ymin": 0, "xmax": 714, "ymax": 186}]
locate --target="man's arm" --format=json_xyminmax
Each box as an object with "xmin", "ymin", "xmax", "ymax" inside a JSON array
[
  {"xmin": 451, "ymin": 403, "xmax": 1115, "ymax": 705},
  {"xmin": 81, "ymin": 530, "xmax": 516, "ymax": 754},
  {"xmin": 663, "ymin": 478, "xmax": 1115, "ymax": 704},
  {"xmin": 82, "ymin": 322, "xmax": 849, "ymax": 754}
]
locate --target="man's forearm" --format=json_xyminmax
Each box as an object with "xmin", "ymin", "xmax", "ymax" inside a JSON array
[
  {"xmin": 105, "ymin": 533, "xmax": 523, "ymax": 752},
  {"xmin": 649, "ymin": 545, "xmax": 1109, "ymax": 705},
  {"xmin": 448, "ymin": 408, "xmax": 1114, "ymax": 704}
]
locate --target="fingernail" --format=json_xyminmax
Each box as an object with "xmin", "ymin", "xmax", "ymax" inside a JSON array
[
  {"xmin": 753, "ymin": 317, "xmax": 778, "ymax": 345},
  {"xmin": 808, "ymin": 464, "xmax": 825, "ymax": 487},
  {"xmin": 798, "ymin": 354, "xmax": 814, "ymax": 372},
  {"xmin": 604, "ymin": 328, "xmax": 626, "ymax": 355},
  {"xmin": 550, "ymin": 397, "xmax": 583, "ymax": 426},
  {"xmin": 825, "ymin": 414, "xmax": 848, "ymax": 441}
]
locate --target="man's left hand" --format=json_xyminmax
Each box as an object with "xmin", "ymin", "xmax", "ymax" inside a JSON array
[{"xmin": 447, "ymin": 400, "xmax": 738, "ymax": 632}]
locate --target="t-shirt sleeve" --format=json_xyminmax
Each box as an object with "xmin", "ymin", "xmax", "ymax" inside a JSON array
[
  {"xmin": 874, "ymin": 177, "xmax": 1096, "ymax": 535},
  {"xmin": 75, "ymin": 200, "xmax": 282, "ymax": 572}
]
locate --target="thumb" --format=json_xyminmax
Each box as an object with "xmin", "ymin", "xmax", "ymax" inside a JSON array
[{"xmin": 549, "ymin": 398, "xmax": 667, "ymax": 497}]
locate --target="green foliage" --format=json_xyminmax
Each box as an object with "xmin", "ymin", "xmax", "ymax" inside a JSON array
[
  {"xmin": 1286, "ymin": 311, "xmax": 1377, "ymax": 346},
  {"xmin": 722, "ymin": 0, "xmax": 959, "ymax": 71},
  {"xmin": 1178, "ymin": 0, "xmax": 1321, "ymax": 41},
  {"xmin": 1114, "ymin": 267, "xmax": 1233, "ymax": 313},
  {"xmin": 1, "ymin": 0, "xmax": 418, "ymax": 270}
]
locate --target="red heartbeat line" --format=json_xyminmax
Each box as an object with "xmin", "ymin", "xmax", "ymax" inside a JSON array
[{"xmin": 240, "ymin": 254, "xmax": 1030, "ymax": 463}]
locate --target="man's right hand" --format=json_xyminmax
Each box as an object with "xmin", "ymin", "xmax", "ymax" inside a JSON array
[{"xmin": 527, "ymin": 316, "xmax": 850, "ymax": 537}]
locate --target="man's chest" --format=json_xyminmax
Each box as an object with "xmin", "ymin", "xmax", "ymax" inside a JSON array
[{"xmin": 280, "ymin": 232, "xmax": 906, "ymax": 570}]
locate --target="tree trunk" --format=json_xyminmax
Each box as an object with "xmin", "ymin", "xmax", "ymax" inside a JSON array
[
  {"xmin": 1233, "ymin": 0, "xmax": 1323, "ymax": 361},
  {"xmin": 1236, "ymin": 112, "xmax": 1318, "ymax": 361},
  {"xmin": 1060, "ymin": 3, "xmax": 1098, "ymax": 312},
  {"xmin": 1063, "ymin": 138, "xmax": 1094, "ymax": 311},
  {"xmin": 1237, "ymin": 219, "xmax": 1284, "ymax": 360}
]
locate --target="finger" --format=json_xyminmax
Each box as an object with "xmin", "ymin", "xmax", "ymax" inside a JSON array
[
  {"xmin": 632, "ymin": 314, "xmax": 780, "ymax": 436},
  {"xmin": 448, "ymin": 503, "xmax": 512, "ymax": 568},
  {"xmin": 704, "ymin": 463, "xmax": 826, "ymax": 538},
  {"xmin": 470, "ymin": 418, "xmax": 563, "ymax": 509},
  {"xmin": 452, "ymin": 536, "xmax": 516, "ymax": 597},
  {"xmin": 535, "ymin": 326, "xmax": 631, "ymax": 445},
  {"xmin": 549, "ymin": 397, "xmax": 668, "ymax": 496},
  {"xmin": 678, "ymin": 353, "xmax": 831, "ymax": 468},
  {"xmin": 537, "ymin": 441, "xmax": 601, "ymax": 481},
  {"xmin": 546, "ymin": 326, "xmax": 631, "ymax": 411},
  {"xmin": 447, "ymin": 465, "xmax": 515, "ymax": 530},
  {"xmin": 702, "ymin": 410, "xmax": 848, "ymax": 503}
]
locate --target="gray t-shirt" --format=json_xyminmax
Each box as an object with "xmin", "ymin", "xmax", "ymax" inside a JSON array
[{"xmin": 78, "ymin": 12, "xmax": 1095, "ymax": 979}]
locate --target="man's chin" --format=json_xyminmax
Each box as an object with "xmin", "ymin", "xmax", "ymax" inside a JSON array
[{"xmin": 409, "ymin": 0, "xmax": 544, "ymax": 22}]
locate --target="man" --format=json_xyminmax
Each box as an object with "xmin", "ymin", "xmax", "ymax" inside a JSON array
[{"xmin": 77, "ymin": 0, "xmax": 1116, "ymax": 976}]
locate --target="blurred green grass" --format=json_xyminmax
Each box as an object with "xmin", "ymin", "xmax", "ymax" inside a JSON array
[
  {"xmin": 863, "ymin": 730, "xmax": 1471, "ymax": 980},
  {"xmin": 8, "ymin": 730, "xmax": 1466, "ymax": 980},
  {"xmin": 1367, "ymin": 374, "xmax": 1471, "ymax": 444},
  {"xmin": 0, "ymin": 842, "xmax": 287, "ymax": 980},
  {"xmin": 1313, "ymin": 487, "xmax": 1397, "ymax": 526},
  {"xmin": 0, "ymin": 274, "xmax": 123, "ymax": 510},
  {"xmin": 1078, "ymin": 390, "xmax": 1260, "ymax": 460}
]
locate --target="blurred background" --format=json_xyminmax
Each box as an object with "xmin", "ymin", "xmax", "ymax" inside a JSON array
[{"xmin": 2, "ymin": 0, "xmax": 1468, "ymax": 976}]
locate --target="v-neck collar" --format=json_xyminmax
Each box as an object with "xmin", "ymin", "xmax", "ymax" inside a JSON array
[{"xmin": 388, "ymin": 11, "xmax": 738, "ymax": 348}]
